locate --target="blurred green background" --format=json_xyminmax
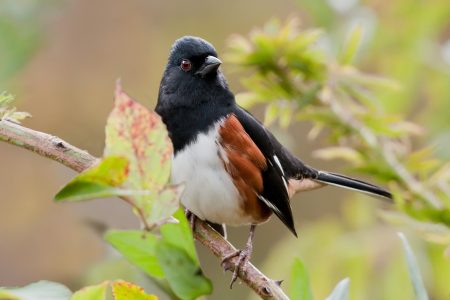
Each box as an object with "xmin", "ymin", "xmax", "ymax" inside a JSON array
[{"xmin": 1, "ymin": 0, "xmax": 449, "ymax": 299}]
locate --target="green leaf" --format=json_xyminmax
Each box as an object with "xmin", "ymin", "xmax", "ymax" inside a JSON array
[
  {"xmin": 0, "ymin": 280, "xmax": 72, "ymax": 300},
  {"xmin": 71, "ymin": 282, "xmax": 108, "ymax": 300},
  {"xmin": 0, "ymin": 91, "xmax": 15, "ymax": 108},
  {"xmin": 340, "ymin": 25, "xmax": 363, "ymax": 65},
  {"xmin": 398, "ymin": 233, "xmax": 429, "ymax": 300},
  {"xmin": 105, "ymin": 230, "xmax": 164, "ymax": 279},
  {"xmin": 160, "ymin": 209, "xmax": 198, "ymax": 264},
  {"xmin": 112, "ymin": 281, "xmax": 158, "ymax": 300},
  {"xmin": 325, "ymin": 278, "xmax": 350, "ymax": 300},
  {"xmin": 341, "ymin": 70, "xmax": 401, "ymax": 91},
  {"xmin": 155, "ymin": 241, "xmax": 212, "ymax": 300},
  {"xmin": 104, "ymin": 82, "xmax": 178, "ymax": 225},
  {"xmin": 0, "ymin": 91, "xmax": 31, "ymax": 122},
  {"xmin": 313, "ymin": 147, "xmax": 363, "ymax": 165},
  {"xmin": 290, "ymin": 258, "xmax": 314, "ymax": 300},
  {"xmin": 105, "ymin": 225, "xmax": 210, "ymax": 299},
  {"xmin": 55, "ymin": 156, "xmax": 129, "ymax": 202},
  {"xmin": 145, "ymin": 184, "xmax": 184, "ymax": 227}
]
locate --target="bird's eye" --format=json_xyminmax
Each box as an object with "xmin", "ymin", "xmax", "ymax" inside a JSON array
[{"xmin": 180, "ymin": 59, "xmax": 192, "ymax": 72}]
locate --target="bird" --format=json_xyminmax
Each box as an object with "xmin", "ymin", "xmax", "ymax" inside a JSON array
[{"xmin": 155, "ymin": 36, "xmax": 392, "ymax": 287}]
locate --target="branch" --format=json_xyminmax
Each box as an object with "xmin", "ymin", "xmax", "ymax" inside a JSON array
[
  {"xmin": 0, "ymin": 119, "xmax": 289, "ymax": 300},
  {"xmin": 194, "ymin": 220, "xmax": 288, "ymax": 299},
  {"xmin": 0, "ymin": 119, "xmax": 98, "ymax": 172}
]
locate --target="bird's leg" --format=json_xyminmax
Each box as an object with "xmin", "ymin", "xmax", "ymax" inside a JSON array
[
  {"xmin": 221, "ymin": 225, "xmax": 256, "ymax": 288},
  {"xmin": 206, "ymin": 222, "xmax": 227, "ymax": 239},
  {"xmin": 185, "ymin": 210, "xmax": 227, "ymax": 238},
  {"xmin": 184, "ymin": 208, "xmax": 196, "ymax": 231}
]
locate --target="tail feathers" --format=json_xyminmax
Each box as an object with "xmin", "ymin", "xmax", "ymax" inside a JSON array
[{"xmin": 315, "ymin": 171, "xmax": 392, "ymax": 201}]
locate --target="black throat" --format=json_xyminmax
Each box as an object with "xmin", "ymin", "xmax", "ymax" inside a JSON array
[{"xmin": 155, "ymin": 74, "xmax": 235, "ymax": 153}]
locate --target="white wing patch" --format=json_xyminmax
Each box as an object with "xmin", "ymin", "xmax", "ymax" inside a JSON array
[
  {"xmin": 272, "ymin": 155, "xmax": 289, "ymax": 193},
  {"xmin": 273, "ymin": 155, "xmax": 284, "ymax": 175},
  {"xmin": 257, "ymin": 194, "xmax": 282, "ymax": 216}
]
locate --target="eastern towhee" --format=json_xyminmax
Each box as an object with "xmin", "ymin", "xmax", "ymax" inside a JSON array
[{"xmin": 155, "ymin": 36, "xmax": 391, "ymax": 287}]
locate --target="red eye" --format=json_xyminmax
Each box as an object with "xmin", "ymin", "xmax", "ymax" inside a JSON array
[{"xmin": 180, "ymin": 59, "xmax": 192, "ymax": 71}]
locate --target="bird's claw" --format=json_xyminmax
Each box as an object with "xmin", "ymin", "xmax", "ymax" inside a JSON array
[
  {"xmin": 221, "ymin": 246, "xmax": 252, "ymax": 289},
  {"xmin": 221, "ymin": 250, "xmax": 240, "ymax": 271},
  {"xmin": 221, "ymin": 225, "xmax": 256, "ymax": 289}
]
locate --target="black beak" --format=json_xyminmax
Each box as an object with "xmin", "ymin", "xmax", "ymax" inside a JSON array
[{"xmin": 195, "ymin": 56, "xmax": 222, "ymax": 78}]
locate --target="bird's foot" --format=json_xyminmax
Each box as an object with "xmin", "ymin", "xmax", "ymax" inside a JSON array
[
  {"xmin": 221, "ymin": 249, "xmax": 240, "ymax": 271},
  {"xmin": 229, "ymin": 246, "xmax": 252, "ymax": 288},
  {"xmin": 220, "ymin": 225, "xmax": 256, "ymax": 289}
]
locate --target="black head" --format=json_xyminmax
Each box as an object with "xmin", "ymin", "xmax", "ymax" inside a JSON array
[
  {"xmin": 157, "ymin": 36, "xmax": 234, "ymax": 111},
  {"xmin": 156, "ymin": 36, "xmax": 230, "ymax": 111},
  {"xmin": 167, "ymin": 36, "xmax": 221, "ymax": 77},
  {"xmin": 156, "ymin": 36, "xmax": 235, "ymax": 152},
  {"xmin": 157, "ymin": 36, "xmax": 231, "ymax": 100}
]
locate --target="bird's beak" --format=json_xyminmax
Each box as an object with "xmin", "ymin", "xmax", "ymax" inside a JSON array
[{"xmin": 195, "ymin": 56, "xmax": 222, "ymax": 78}]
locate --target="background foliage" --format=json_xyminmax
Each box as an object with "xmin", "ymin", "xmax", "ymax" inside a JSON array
[{"xmin": 1, "ymin": 0, "xmax": 449, "ymax": 299}]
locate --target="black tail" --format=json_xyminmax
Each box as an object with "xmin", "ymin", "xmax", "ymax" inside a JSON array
[{"xmin": 315, "ymin": 171, "xmax": 392, "ymax": 201}]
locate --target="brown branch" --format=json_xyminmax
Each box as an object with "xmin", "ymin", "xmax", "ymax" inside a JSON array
[
  {"xmin": 194, "ymin": 220, "xmax": 288, "ymax": 299},
  {"xmin": 0, "ymin": 119, "xmax": 289, "ymax": 300},
  {"xmin": 0, "ymin": 119, "xmax": 99, "ymax": 172}
]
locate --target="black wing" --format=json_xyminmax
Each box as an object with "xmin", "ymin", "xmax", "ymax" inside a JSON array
[
  {"xmin": 233, "ymin": 106, "xmax": 307, "ymax": 236},
  {"xmin": 234, "ymin": 107, "xmax": 392, "ymax": 207}
]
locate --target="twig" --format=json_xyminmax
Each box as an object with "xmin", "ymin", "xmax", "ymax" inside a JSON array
[
  {"xmin": 0, "ymin": 119, "xmax": 98, "ymax": 172},
  {"xmin": 320, "ymin": 86, "xmax": 443, "ymax": 209},
  {"xmin": 0, "ymin": 119, "xmax": 289, "ymax": 300}
]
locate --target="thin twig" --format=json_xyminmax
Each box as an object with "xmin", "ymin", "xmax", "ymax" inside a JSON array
[
  {"xmin": 319, "ymin": 86, "xmax": 442, "ymax": 209},
  {"xmin": 0, "ymin": 119, "xmax": 289, "ymax": 300}
]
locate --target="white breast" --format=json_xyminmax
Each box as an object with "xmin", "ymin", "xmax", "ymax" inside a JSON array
[{"xmin": 172, "ymin": 123, "xmax": 255, "ymax": 226}]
